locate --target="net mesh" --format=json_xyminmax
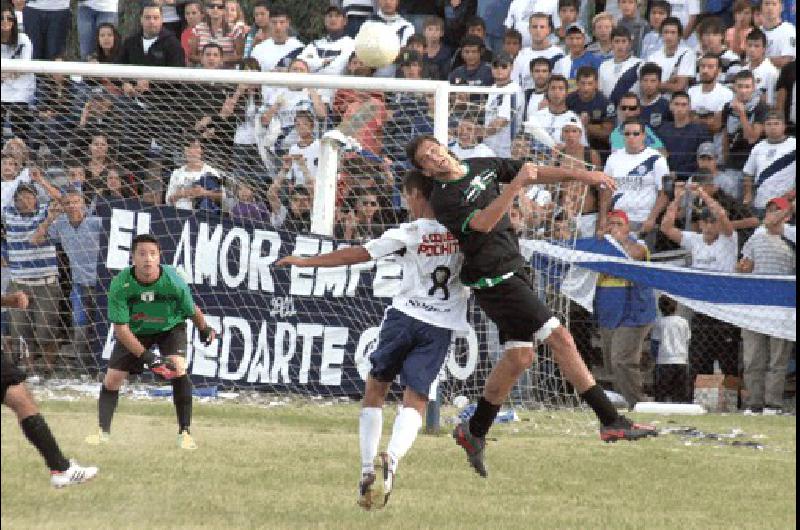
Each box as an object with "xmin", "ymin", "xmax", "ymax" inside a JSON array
[{"xmin": 1, "ymin": 64, "xmax": 598, "ymax": 426}]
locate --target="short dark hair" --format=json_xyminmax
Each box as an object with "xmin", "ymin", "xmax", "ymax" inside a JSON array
[
  {"xmin": 658, "ymin": 295, "xmax": 677, "ymax": 316},
  {"xmin": 639, "ymin": 62, "xmax": 663, "ymax": 80},
  {"xmin": 547, "ymin": 74, "xmax": 569, "ymax": 91},
  {"xmin": 620, "ymin": 92, "xmax": 641, "ymax": 105},
  {"xmin": 504, "ymin": 28, "xmax": 523, "ymax": 43},
  {"xmin": 406, "ymin": 134, "xmax": 439, "ymax": 170},
  {"xmin": 1, "ymin": 3, "xmax": 19, "ymax": 48},
  {"xmin": 252, "ymin": 0, "xmax": 271, "ymax": 10},
  {"xmin": 202, "ymin": 42, "xmax": 223, "ymax": 56},
  {"xmin": 734, "ymin": 69, "xmax": 756, "ymax": 83},
  {"xmin": 660, "ymin": 16, "xmax": 683, "ymax": 35},
  {"xmin": 131, "ymin": 233, "xmax": 161, "ymax": 254},
  {"xmin": 746, "ymin": 27, "xmax": 767, "ymax": 46},
  {"xmin": 558, "ymin": 0, "xmax": 579, "ymax": 10},
  {"xmin": 575, "ymin": 65, "xmax": 598, "ymax": 80},
  {"xmin": 530, "ymin": 56, "xmax": 553, "ymax": 71},
  {"xmin": 403, "ymin": 169, "xmax": 434, "ymax": 199},
  {"xmin": 466, "ymin": 15, "xmax": 486, "ymax": 30},
  {"xmin": 671, "ymin": 90, "xmax": 690, "ymax": 102},
  {"xmin": 294, "ymin": 110, "xmax": 315, "ymax": 125},
  {"xmin": 460, "ymin": 35, "xmax": 485, "ymax": 50},
  {"xmin": 699, "ymin": 16, "xmax": 725, "ymax": 36},
  {"xmin": 700, "ymin": 53, "xmax": 722, "ymax": 68},
  {"xmin": 611, "ymin": 26, "xmax": 632, "ymax": 41},
  {"xmin": 406, "ymin": 34, "xmax": 426, "ymax": 48},
  {"xmin": 269, "ymin": 6, "xmax": 290, "ymax": 18},
  {"xmin": 423, "ymin": 15, "xmax": 444, "ymax": 31},
  {"xmin": 650, "ymin": 0, "xmax": 672, "ymax": 15},
  {"xmin": 622, "ymin": 117, "xmax": 645, "ymax": 132}
]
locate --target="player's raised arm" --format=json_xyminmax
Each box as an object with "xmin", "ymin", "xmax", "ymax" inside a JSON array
[{"xmin": 275, "ymin": 246, "xmax": 372, "ymax": 268}]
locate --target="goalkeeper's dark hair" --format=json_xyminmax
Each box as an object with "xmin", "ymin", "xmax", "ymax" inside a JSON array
[
  {"xmin": 131, "ymin": 234, "xmax": 161, "ymax": 254},
  {"xmin": 403, "ymin": 170, "xmax": 434, "ymax": 199},
  {"xmin": 406, "ymin": 134, "xmax": 439, "ymax": 169}
]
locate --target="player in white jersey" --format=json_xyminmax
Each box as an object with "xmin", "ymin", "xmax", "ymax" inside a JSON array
[
  {"xmin": 298, "ymin": 6, "xmax": 355, "ymax": 76},
  {"xmin": 604, "ymin": 118, "xmax": 671, "ymax": 242},
  {"xmin": 598, "ymin": 26, "xmax": 643, "ymax": 105},
  {"xmin": 760, "ymin": 0, "xmax": 797, "ymax": 68},
  {"xmin": 511, "ymin": 12, "xmax": 565, "ymax": 91},
  {"xmin": 743, "ymin": 112, "xmax": 797, "ymax": 210},
  {"xmin": 275, "ymin": 171, "xmax": 469, "ymax": 510}
]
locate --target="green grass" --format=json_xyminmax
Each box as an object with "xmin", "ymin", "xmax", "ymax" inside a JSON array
[{"xmin": 2, "ymin": 399, "xmax": 796, "ymax": 529}]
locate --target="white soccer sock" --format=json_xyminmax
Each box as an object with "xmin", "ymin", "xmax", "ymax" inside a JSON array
[
  {"xmin": 386, "ymin": 407, "xmax": 423, "ymax": 474},
  {"xmin": 359, "ymin": 407, "xmax": 383, "ymax": 474}
]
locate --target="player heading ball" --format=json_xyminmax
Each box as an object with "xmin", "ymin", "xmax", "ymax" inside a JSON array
[
  {"xmin": 86, "ymin": 234, "xmax": 218, "ymax": 451},
  {"xmin": 406, "ymin": 135, "xmax": 658, "ymax": 477}
]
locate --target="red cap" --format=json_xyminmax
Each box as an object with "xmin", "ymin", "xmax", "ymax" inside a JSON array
[
  {"xmin": 767, "ymin": 197, "xmax": 791, "ymax": 211},
  {"xmin": 607, "ymin": 210, "xmax": 629, "ymax": 225}
]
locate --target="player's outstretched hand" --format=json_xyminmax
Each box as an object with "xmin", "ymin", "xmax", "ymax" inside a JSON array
[
  {"xmin": 582, "ymin": 171, "xmax": 617, "ymax": 192},
  {"xmin": 274, "ymin": 256, "xmax": 306, "ymax": 267}
]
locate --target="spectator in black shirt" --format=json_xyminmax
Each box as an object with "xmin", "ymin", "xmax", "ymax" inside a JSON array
[
  {"xmin": 449, "ymin": 17, "xmax": 494, "ymax": 71},
  {"xmin": 422, "ymin": 16, "xmax": 454, "ymax": 81},
  {"xmin": 722, "ymin": 70, "xmax": 768, "ymax": 172},
  {"xmin": 405, "ymin": 134, "xmax": 655, "ymax": 477},
  {"xmin": 448, "ymin": 35, "xmax": 493, "ymax": 87},
  {"xmin": 566, "ymin": 66, "xmax": 615, "ymax": 155},
  {"xmin": 775, "ymin": 59, "xmax": 796, "ymax": 135}
]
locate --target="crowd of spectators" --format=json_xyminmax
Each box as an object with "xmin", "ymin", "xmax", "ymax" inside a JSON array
[{"xmin": 1, "ymin": 0, "xmax": 796, "ymax": 412}]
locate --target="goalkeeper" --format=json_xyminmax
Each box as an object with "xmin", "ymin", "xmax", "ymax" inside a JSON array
[
  {"xmin": 276, "ymin": 171, "xmax": 469, "ymax": 510},
  {"xmin": 85, "ymin": 234, "xmax": 217, "ymax": 450}
]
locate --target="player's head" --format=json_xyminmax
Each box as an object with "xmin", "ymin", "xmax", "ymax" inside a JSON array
[
  {"xmin": 406, "ymin": 135, "xmax": 459, "ymax": 177},
  {"xmin": 403, "ymin": 170, "xmax": 434, "ymax": 219},
  {"xmin": 658, "ymin": 295, "xmax": 677, "ymax": 316},
  {"xmin": 764, "ymin": 111, "xmax": 787, "ymax": 140},
  {"xmin": 131, "ymin": 233, "xmax": 161, "ymax": 277}
]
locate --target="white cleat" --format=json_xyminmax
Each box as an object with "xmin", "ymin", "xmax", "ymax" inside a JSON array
[
  {"xmin": 379, "ymin": 452, "xmax": 396, "ymax": 508},
  {"xmin": 51, "ymin": 460, "xmax": 98, "ymax": 488}
]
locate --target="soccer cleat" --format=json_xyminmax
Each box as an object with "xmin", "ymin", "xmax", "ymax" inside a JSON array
[
  {"xmin": 357, "ymin": 471, "xmax": 377, "ymax": 510},
  {"xmin": 85, "ymin": 429, "xmax": 110, "ymax": 445},
  {"xmin": 600, "ymin": 415, "xmax": 658, "ymax": 443},
  {"xmin": 51, "ymin": 460, "xmax": 98, "ymax": 488},
  {"xmin": 452, "ymin": 421, "xmax": 487, "ymax": 478},
  {"xmin": 379, "ymin": 452, "xmax": 395, "ymax": 508},
  {"xmin": 177, "ymin": 432, "xmax": 197, "ymax": 450}
]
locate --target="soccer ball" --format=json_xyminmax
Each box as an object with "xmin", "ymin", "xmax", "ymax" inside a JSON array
[
  {"xmin": 354, "ymin": 21, "xmax": 400, "ymax": 69},
  {"xmin": 453, "ymin": 395, "xmax": 469, "ymax": 409}
]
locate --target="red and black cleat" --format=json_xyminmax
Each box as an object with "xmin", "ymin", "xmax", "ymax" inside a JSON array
[
  {"xmin": 600, "ymin": 415, "xmax": 659, "ymax": 443},
  {"xmin": 453, "ymin": 421, "xmax": 488, "ymax": 477}
]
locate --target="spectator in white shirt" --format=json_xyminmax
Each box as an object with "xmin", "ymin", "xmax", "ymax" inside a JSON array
[
  {"xmin": 742, "ymin": 111, "xmax": 797, "ymax": 212},
  {"xmin": 597, "ymin": 26, "xmax": 643, "ymax": 106},
  {"xmin": 277, "ymin": 110, "xmax": 320, "ymax": 188},
  {"xmin": 654, "ymin": 295, "xmax": 691, "ymax": 403},
  {"xmin": 688, "ymin": 54, "xmax": 734, "ymax": 142},
  {"xmin": 511, "ymin": 12, "xmax": 565, "ymax": 91},
  {"xmin": 450, "ymin": 110, "xmax": 497, "ymax": 160},
  {"xmin": 483, "ymin": 51, "xmax": 525, "ymax": 157},
  {"xmin": 743, "ymin": 28, "xmax": 780, "ymax": 106},
  {"xmin": 737, "ymin": 196, "xmax": 796, "ymax": 413},
  {"xmin": 504, "ymin": 0, "xmax": 560, "ymax": 49},
  {"xmin": 165, "ymin": 136, "xmax": 224, "ymax": 212},
  {"xmin": 531, "ymin": 75, "xmax": 588, "ymax": 147},
  {"xmin": 299, "ymin": 6, "xmax": 355, "ymax": 76},
  {"xmin": 759, "ymin": 0, "xmax": 796, "ymax": 69},
  {"xmin": 250, "ymin": 6, "xmax": 304, "ymax": 73},
  {"xmin": 665, "ymin": 0, "xmax": 701, "ymax": 39},
  {"xmin": 523, "ymin": 56, "xmax": 553, "ymax": 120},
  {"xmin": 649, "ymin": 16, "xmax": 696, "ymax": 94},
  {"xmin": 1, "ymin": 5, "xmax": 35, "ymax": 143}
]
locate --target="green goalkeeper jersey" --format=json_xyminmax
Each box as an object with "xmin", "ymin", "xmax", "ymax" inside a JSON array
[{"xmin": 107, "ymin": 265, "xmax": 196, "ymax": 336}]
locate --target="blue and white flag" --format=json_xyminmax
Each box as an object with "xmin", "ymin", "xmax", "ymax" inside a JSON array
[{"xmin": 523, "ymin": 237, "xmax": 796, "ymax": 341}]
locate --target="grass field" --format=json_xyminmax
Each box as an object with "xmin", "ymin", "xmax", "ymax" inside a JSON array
[{"xmin": 1, "ymin": 398, "xmax": 796, "ymax": 530}]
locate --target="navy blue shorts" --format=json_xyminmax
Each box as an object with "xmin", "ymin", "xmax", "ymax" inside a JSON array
[{"xmin": 369, "ymin": 308, "xmax": 453, "ymax": 397}]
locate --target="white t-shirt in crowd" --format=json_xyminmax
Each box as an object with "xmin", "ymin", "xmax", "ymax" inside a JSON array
[
  {"xmin": 761, "ymin": 21, "xmax": 797, "ymax": 60},
  {"xmin": 745, "ymin": 58, "xmax": 780, "ymax": 106},
  {"xmin": 743, "ymin": 136, "xmax": 797, "ymax": 209},
  {"xmin": 687, "ymin": 83, "xmax": 734, "ymax": 115},
  {"xmin": 649, "ymin": 45, "xmax": 697, "ymax": 83},
  {"xmin": 524, "ymin": 90, "xmax": 547, "ymax": 121},
  {"xmin": 25, "ymin": 0, "xmax": 69, "ymax": 9},
  {"xmin": 603, "ymin": 147, "xmax": 670, "ymax": 223},
  {"xmin": 80, "ymin": 1, "xmax": 118, "ymax": 11},
  {"xmin": 287, "ymin": 139, "xmax": 320, "ymax": 186},
  {"xmin": 530, "ymin": 108, "xmax": 588, "ymax": 146},
  {"xmin": 141, "ymin": 36, "xmax": 157, "ymax": 54},
  {"xmin": 657, "ymin": 315, "xmax": 691, "ymax": 365},
  {"xmin": 451, "ymin": 142, "xmax": 496, "ymax": 160},
  {"xmin": 598, "ymin": 56, "xmax": 642, "ymax": 103},
  {"xmin": 364, "ymin": 218, "xmax": 470, "ymax": 332},
  {"xmin": 483, "ymin": 82, "xmax": 524, "ymax": 158},
  {"xmin": 680, "ymin": 231, "xmax": 738, "ymax": 272},
  {"xmin": 165, "ymin": 163, "xmax": 222, "ymax": 210},
  {"xmin": 512, "ymin": 45, "xmax": 565, "ymax": 91},
  {"xmin": 251, "ymin": 37, "xmax": 305, "ymax": 73},
  {"xmin": 299, "ymin": 34, "xmax": 356, "ymax": 76},
  {"xmin": 665, "ymin": 0, "xmax": 701, "ymax": 31},
  {"xmin": 504, "ymin": 0, "xmax": 559, "ymax": 48},
  {"xmin": 1, "ymin": 34, "xmax": 35, "ymax": 103}
]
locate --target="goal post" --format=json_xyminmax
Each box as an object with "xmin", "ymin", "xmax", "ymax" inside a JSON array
[{"xmin": 1, "ymin": 58, "xmax": 591, "ymax": 430}]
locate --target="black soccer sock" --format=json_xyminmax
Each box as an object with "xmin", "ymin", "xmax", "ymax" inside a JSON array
[
  {"xmin": 468, "ymin": 397, "xmax": 501, "ymax": 438},
  {"xmin": 172, "ymin": 375, "xmax": 192, "ymax": 434},
  {"xmin": 98, "ymin": 384, "xmax": 119, "ymax": 433},
  {"xmin": 20, "ymin": 414, "xmax": 70, "ymax": 472},
  {"xmin": 580, "ymin": 384, "xmax": 619, "ymax": 426}
]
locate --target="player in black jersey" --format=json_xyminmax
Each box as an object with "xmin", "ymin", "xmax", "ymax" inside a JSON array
[{"xmin": 407, "ymin": 135, "xmax": 657, "ymax": 477}]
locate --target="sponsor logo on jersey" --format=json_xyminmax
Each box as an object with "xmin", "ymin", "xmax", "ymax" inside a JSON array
[
  {"xmin": 141, "ymin": 291, "xmax": 155, "ymax": 302},
  {"xmin": 131, "ymin": 312, "xmax": 166, "ymax": 323},
  {"xmin": 418, "ymin": 232, "xmax": 459, "ymax": 256},
  {"xmin": 464, "ymin": 170, "xmax": 496, "ymax": 202}
]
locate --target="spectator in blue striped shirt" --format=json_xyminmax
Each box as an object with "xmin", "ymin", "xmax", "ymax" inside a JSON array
[{"xmin": 2, "ymin": 172, "xmax": 62, "ymax": 373}]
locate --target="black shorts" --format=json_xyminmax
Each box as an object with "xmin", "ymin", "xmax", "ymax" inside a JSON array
[
  {"xmin": 473, "ymin": 272, "xmax": 559, "ymax": 347},
  {"xmin": 109, "ymin": 324, "xmax": 188, "ymax": 375},
  {"xmin": 1, "ymin": 354, "xmax": 27, "ymax": 403}
]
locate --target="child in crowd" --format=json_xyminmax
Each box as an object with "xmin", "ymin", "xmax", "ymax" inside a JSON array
[{"xmin": 654, "ymin": 295, "xmax": 691, "ymax": 403}]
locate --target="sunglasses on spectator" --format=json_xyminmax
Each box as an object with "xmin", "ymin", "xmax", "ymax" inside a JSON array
[
  {"xmin": 208, "ymin": 4, "xmax": 225, "ymax": 9},
  {"xmin": 623, "ymin": 131, "xmax": 643, "ymax": 136},
  {"xmin": 619, "ymin": 105, "xmax": 639, "ymax": 111}
]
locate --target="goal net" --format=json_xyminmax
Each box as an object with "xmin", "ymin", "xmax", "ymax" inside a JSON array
[{"xmin": 1, "ymin": 60, "xmax": 594, "ymax": 425}]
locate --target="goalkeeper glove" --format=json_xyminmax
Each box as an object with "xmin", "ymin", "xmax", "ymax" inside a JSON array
[
  {"xmin": 198, "ymin": 326, "xmax": 216, "ymax": 346},
  {"xmin": 140, "ymin": 347, "xmax": 180, "ymax": 380}
]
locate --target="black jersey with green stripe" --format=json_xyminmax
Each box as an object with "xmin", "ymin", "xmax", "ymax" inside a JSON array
[
  {"xmin": 429, "ymin": 157, "xmax": 525, "ymax": 286},
  {"xmin": 107, "ymin": 265, "xmax": 196, "ymax": 336}
]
